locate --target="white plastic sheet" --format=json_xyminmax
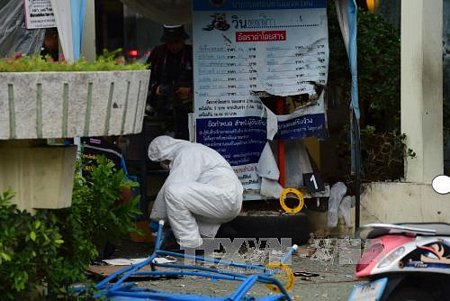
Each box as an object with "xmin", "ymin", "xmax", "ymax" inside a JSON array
[
  {"xmin": 284, "ymin": 140, "xmax": 313, "ymax": 188},
  {"xmin": 256, "ymin": 143, "xmax": 279, "ymax": 181},
  {"xmin": 0, "ymin": 0, "xmax": 45, "ymax": 57},
  {"xmin": 327, "ymin": 182, "xmax": 347, "ymax": 227},
  {"xmin": 50, "ymin": 0, "xmax": 86, "ymax": 62},
  {"xmin": 339, "ymin": 195, "xmax": 352, "ymax": 227},
  {"xmin": 50, "ymin": 0, "xmax": 73, "ymax": 61}
]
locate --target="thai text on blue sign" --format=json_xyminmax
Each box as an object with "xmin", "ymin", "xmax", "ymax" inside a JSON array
[{"xmin": 193, "ymin": 0, "xmax": 329, "ymax": 190}]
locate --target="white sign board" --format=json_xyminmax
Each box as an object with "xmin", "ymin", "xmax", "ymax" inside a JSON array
[
  {"xmin": 24, "ymin": 0, "xmax": 56, "ymax": 29},
  {"xmin": 193, "ymin": 0, "xmax": 329, "ymax": 191}
]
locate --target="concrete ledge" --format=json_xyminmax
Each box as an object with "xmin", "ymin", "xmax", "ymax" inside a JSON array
[
  {"xmin": 0, "ymin": 144, "xmax": 77, "ymax": 211},
  {"xmin": 0, "ymin": 70, "xmax": 150, "ymax": 139},
  {"xmin": 361, "ymin": 182, "xmax": 450, "ymax": 223}
]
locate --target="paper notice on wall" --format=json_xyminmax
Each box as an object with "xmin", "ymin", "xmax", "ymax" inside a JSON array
[
  {"xmin": 24, "ymin": 0, "xmax": 56, "ymax": 29},
  {"xmin": 193, "ymin": 0, "xmax": 329, "ymax": 192}
]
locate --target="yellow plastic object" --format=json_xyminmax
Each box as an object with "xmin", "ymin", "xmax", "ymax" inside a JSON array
[
  {"xmin": 264, "ymin": 262, "xmax": 295, "ymax": 292},
  {"xmin": 279, "ymin": 188, "xmax": 304, "ymax": 214}
]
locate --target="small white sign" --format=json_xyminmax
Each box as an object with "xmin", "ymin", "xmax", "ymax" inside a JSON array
[{"xmin": 24, "ymin": 0, "xmax": 56, "ymax": 29}]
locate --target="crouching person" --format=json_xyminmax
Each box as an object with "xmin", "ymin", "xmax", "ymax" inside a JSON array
[{"xmin": 148, "ymin": 135, "xmax": 243, "ymax": 250}]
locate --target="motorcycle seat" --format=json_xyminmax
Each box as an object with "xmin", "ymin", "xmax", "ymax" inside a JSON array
[
  {"xmin": 399, "ymin": 223, "xmax": 450, "ymax": 236},
  {"xmin": 361, "ymin": 223, "xmax": 450, "ymax": 239}
]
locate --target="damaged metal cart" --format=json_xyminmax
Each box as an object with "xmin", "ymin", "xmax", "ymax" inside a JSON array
[{"xmin": 93, "ymin": 220, "xmax": 298, "ymax": 300}]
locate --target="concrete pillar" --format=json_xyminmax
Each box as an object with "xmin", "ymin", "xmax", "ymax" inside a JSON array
[
  {"xmin": 82, "ymin": 0, "xmax": 96, "ymax": 62},
  {"xmin": 401, "ymin": 0, "xmax": 443, "ymax": 183},
  {"xmin": 0, "ymin": 141, "xmax": 77, "ymax": 212}
]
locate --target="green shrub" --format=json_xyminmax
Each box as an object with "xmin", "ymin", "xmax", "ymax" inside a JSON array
[
  {"xmin": 328, "ymin": 4, "xmax": 406, "ymax": 181},
  {"xmin": 329, "ymin": 5, "xmax": 401, "ymax": 131},
  {"xmin": 336, "ymin": 125, "xmax": 417, "ymax": 183},
  {"xmin": 359, "ymin": 126, "xmax": 416, "ymax": 181},
  {"xmin": 357, "ymin": 10, "xmax": 401, "ymax": 132},
  {"xmin": 0, "ymin": 155, "xmax": 142, "ymax": 300},
  {"xmin": 0, "ymin": 190, "xmax": 63, "ymax": 300},
  {"xmin": 49, "ymin": 156, "xmax": 141, "ymax": 297},
  {"xmin": 0, "ymin": 49, "xmax": 147, "ymax": 72},
  {"xmin": 55, "ymin": 156, "xmax": 141, "ymax": 258}
]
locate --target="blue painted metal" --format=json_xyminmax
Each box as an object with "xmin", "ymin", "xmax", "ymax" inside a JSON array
[
  {"xmin": 69, "ymin": 0, "xmax": 86, "ymax": 60},
  {"xmin": 92, "ymin": 221, "xmax": 297, "ymax": 300}
]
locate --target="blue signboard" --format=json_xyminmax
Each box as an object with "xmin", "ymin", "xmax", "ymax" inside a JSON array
[{"xmin": 193, "ymin": 0, "xmax": 329, "ymax": 189}]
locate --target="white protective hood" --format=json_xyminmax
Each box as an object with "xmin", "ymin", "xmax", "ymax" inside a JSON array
[
  {"xmin": 148, "ymin": 135, "xmax": 191, "ymax": 163},
  {"xmin": 148, "ymin": 135, "xmax": 241, "ymax": 187}
]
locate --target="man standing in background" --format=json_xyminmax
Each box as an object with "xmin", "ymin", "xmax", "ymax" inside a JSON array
[{"xmin": 146, "ymin": 24, "xmax": 193, "ymax": 140}]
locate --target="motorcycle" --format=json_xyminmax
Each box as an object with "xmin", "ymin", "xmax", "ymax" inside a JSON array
[{"xmin": 348, "ymin": 175, "xmax": 450, "ymax": 301}]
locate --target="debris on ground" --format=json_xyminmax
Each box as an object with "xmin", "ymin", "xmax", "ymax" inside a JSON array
[
  {"xmin": 309, "ymin": 238, "xmax": 336, "ymax": 263},
  {"xmin": 296, "ymin": 246, "xmax": 316, "ymax": 258},
  {"xmin": 89, "ymin": 237, "xmax": 363, "ymax": 300},
  {"xmin": 304, "ymin": 233, "xmax": 363, "ymax": 266}
]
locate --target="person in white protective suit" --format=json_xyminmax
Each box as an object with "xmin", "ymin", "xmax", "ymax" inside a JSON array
[{"xmin": 148, "ymin": 135, "xmax": 243, "ymax": 249}]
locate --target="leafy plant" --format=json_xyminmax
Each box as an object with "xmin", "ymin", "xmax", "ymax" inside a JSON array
[
  {"xmin": 0, "ymin": 190, "xmax": 63, "ymax": 300},
  {"xmin": 328, "ymin": 4, "xmax": 407, "ymax": 181},
  {"xmin": 357, "ymin": 10, "xmax": 401, "ymax": 131},
  {"xmin": 329, "ymin": 5, "xmax": 401, "ymax": 131},
  {"xmin": 336, "ymin": 125, "xmax": 416, "ymax": 182},
  {"xmin": 50, "ymin": 155, "xmax": 141, "ymax": 296},
  {"xmin": 0, "ymin": 49, "xmax": 148, "ymax": 72},
  {"xmin": 0, "ymin": 155, "xmax": 142, "ymax": 300},
  {"xmin": 359, "ymin": 126, "xmax": 416, "ymax": 181}
]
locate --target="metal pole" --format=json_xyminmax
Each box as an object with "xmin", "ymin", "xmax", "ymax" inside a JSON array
[
  {"xmin": 354, "ymin": 112, "xmax": 361, "ymax": 230},
  {"xmin": 276, "ymin": 97, "xmax": 285, "ymax": 186}
]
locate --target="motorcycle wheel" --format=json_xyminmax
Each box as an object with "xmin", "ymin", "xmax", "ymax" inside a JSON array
[{"xmin": 388, "ymin": 287, "xmax": 435, "ymax": 301}]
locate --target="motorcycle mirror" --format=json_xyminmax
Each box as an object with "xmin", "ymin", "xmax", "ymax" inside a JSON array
[{"xmin": 431, "ymin": 175, "xmax": 450, "ymax": 194}]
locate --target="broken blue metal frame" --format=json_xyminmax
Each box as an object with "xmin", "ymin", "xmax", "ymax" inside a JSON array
[{"xmin": 94, "ymin": 220, "xmax": 298, "ymax": 300}]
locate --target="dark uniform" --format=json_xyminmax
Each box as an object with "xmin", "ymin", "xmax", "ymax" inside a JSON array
[{"xmin": 146, "ymin": 25, "xmax": 193, "ymax": 140}]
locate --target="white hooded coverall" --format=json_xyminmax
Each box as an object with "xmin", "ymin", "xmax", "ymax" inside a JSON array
[{"xmin": 148, "ymin": 136, "xmax": 243, "ymax": 248}]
